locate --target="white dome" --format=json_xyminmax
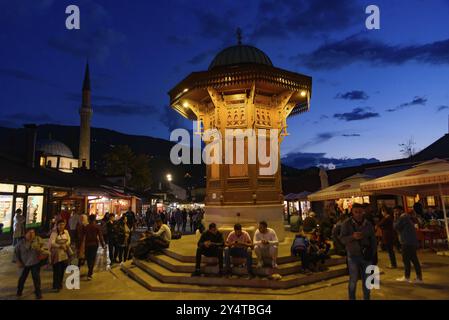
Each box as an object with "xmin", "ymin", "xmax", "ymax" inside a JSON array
[{"xmin": 36, "ymin": 139, "xmax": 74, "ymax": 158}]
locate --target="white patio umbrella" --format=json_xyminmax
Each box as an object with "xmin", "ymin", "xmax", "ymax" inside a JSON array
[
  {"xmin": 308, "ymin": 173, "xmax": 374, "ymax": 202},
  {"xmin": 360, "ymin": 158, "xmax": 449, "ymax": 248}
]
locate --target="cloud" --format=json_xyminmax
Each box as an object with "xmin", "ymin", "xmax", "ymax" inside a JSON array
[
  {"xmin": 160, "ymin": 106, "xmax": 191, "ymax": 133},
  {"xmin": 0, "ymin": 112, "xmax": 55, "ymax": 127},
  {"xmin": 0, "ymin": 67, "xmax": 58, "ymax": 87},
  {"xmin": 281, "ymin": 151, "xmax": 379, "ymax": 170},
  {"xmin": 294, "ymin": 34, "xmax": 449, "ymax": 70},
  {"xmin": 342, "ymin": 133, "xmax": 361, "ymax": 137},
  {"xmin": 335, "ymin": 90, "xmax": 369, "ymax": 100},
  {"xmin": 187, "ymin": 49, "xmax": 216, "ymax": 66},
  {"xmin": 47, "ymin": 1, "xmax": 125, "ymax": 62},
  {"xmin": 437, "ymin": 105, "xmax": 449, "ymax": 112},
  {"xmin": 192, "ymin": 8, "xmax": 239, "ymax": 42},
  {"xmin": 48, "ymin": 28, "xmax": 125, "ymax": 62},
  {"xmin": 386, "ymin": 96, "xmax": 427, "ymax": 112},
  {"xmin": 251, "ymin": 0, "xmax": 359, "ymax": 41},
  {"xmin": 93, "ymin": 104, "xmax": 158, "ymax": 116},
  {"xmin": 334, "ymin": 107, "xmax": 380, "ymax": 121},
  {"xmin": 298, "ymin": 132, "xmax": 338, "ymax": 150}
]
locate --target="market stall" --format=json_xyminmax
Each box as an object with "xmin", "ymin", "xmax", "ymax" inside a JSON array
[
  {"xmin": 360, "ymin": 158, "xmax": 449, "ymax": 250},
  {"xmin": 308, "ymin": 174, "xmax": 374, "ymax": 212}
]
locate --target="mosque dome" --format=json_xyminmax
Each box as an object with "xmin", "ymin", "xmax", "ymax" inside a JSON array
[
  {"xmin": 36, "ymin": 139, "xmax": 74, "ymax": 158},
  {"xmin": 208, "ymin": 44, "xmax": 273, "ymax": 70}
]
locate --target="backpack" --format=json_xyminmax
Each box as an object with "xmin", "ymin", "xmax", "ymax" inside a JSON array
[{"xmin": 291, "ymin": 235, "xmax": 309, "ymax": 255}]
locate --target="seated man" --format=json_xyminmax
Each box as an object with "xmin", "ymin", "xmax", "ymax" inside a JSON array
[
  {"xmin": 132, "ymin": 218, "xmax": 171, "ymax": 258},
  {"xmin": 253, "ymin": 221, "xmax": 279, "ymax": 269},
  {"xmin": 192, "ymin": 223, "xmax": 224, "ymax": 277},
  {"xmin": 224, "ymin": 224, "xmax": 254, "ymax": 277},
  {"xmin": 290, "ymin": 229, "xmax": 311, "ymax": 273}
]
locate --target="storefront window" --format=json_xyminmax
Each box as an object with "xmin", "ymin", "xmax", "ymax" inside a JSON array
[
  {"xmin": 0, "ymin": 183, "xmax": 14, "ymax": 193},
  {"xmin": 16, "ymin": 185, "xmax": 26, "ymax": 193},
  {"xmin": 406, "ymin": 196, "xmax": 415, "ymax": 208},
  {"xmin": 28, "ymin": 186, "xmax": 44, "ymax": 194},
  {"xmin": 26, "ymin": 195, "xmax": 43, "ymax": 228},
  {"xmin": 427, "ymin": 196, "xmax": 436, "ymax": 207},
  {"xmin": 0, "ymin": 195, "xmax": 13, "ymax": 232}
]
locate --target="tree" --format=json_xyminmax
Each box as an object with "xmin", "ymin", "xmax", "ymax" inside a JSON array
[
  {"xmin": 399, "ymin": 137, "xmax": 417, "ymax": 158},
  {"xmin": 104, "ymin": 145, "xmax": 152, "ymax": 192}
]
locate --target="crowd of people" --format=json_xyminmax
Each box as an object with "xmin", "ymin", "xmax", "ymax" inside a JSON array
[
  {"xmin": 144, "ymin": 207, "xmax": 205, "ymax": 234},
  {"xmin": 12, "ymin": 206, "xmax": 141, "ymax": 299},
  {"xmin": 12, "ymin": 200, "xmax": 438, "ymax": 300}
]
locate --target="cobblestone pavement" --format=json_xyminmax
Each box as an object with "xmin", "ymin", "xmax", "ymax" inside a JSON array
[{"xmin": 1, "ymin": 244, "xmax": 449, "ymax": 300}]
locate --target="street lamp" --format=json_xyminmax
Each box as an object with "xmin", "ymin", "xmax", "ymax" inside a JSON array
[{"xmin": 166, "ymin": 173, "xmax": 172, "ymax": 182}]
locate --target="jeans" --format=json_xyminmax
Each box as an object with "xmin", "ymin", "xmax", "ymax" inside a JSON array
[
  {"xmin": 384, "ymin": 243, "xmax": 397, "ymax": 267},
  {"xmin": 85, "ymin": 245, "xmax": 98, "ymax": 277},
  {"xmin": 292, "ymin": 248, "xmax": 309, "ymax": 270},
  {"xmin": 254, "ymin": 244, "xmax": 278, "ymax": 265},
  {"xmin": 18, "ymin": 263, "xmax": 41, "ymax": 296},
  {"xmin": 52, "ymin": 260, "xmax": 68, "ymax": 289},
  {"xmin": 224, "ymin": 247, "xmax": 253, "ymax": 274},
  {"xmin": 107, "ymin": 239, "xmax": 115, "ymax": 263},
  {"xmin": 347, "ymin": 256, "xmax": 371, "ymax": 300},
  {"xmin": 195, "ymin": 246, "xmax": 223, "ymax": 271},
  {"xmin": 401, "ymin": 244, "xmax": 422, "ymax": 279}
]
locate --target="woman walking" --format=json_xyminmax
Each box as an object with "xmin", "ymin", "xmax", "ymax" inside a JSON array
[
  {"xmin": 49, "ymin": 220, "xmax": 71, "ymax": 292},
  {"xmin": 114, "ymin": 216, "xmax": 131, "ymax": 264}
]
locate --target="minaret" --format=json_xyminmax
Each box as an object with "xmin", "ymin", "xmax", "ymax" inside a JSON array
[{"xmin": 79, "ymin": 62, "xmax": 92, "ymax": 169}]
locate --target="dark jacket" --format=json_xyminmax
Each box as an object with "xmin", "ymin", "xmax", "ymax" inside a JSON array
[
  {"xmin": 198, "ymin": 230, "xmax": 224, "ymax": 248},
  {"xmin": 394, "ymin": 213, "xmax": 419, "ymax": 246},
  {"xmin": 377, "ymin": 215, "xmax": 395, "ymax": 245},
  {"xmin": 340, "ymin": 218, "xmax": 376, "ymax": 260},
  {"xmin": 113, "ymin": 221, "xmax": 127, "ymax": 245}
]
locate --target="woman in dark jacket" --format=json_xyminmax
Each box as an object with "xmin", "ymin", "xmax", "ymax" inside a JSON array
[
  {"xmin": 113, "ymin": 216, "xmax": 131, "ymax": 263},
  {"xmin": 377, "ymin": 207, "xmax": 397, "ymax": 268}
]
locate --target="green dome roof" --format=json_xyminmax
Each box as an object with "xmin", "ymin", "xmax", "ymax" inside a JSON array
[{"xmin": 208, "ymin": 45, "xmax": 273, "ymax": 70}]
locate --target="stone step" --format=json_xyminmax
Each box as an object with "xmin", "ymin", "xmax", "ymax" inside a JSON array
[
  {"xmin": 162, "ymin": 247, "xmax": 338, "ymax": 265},
  {"xmin": 149, "ymin": 253, "xmax": 346, "ymax": 276},
  {"xmin": 121, "ymin": 261, "xmax": 349, "ymax": 295},
  {"xmin": 131, "ymin": 258, "xmax": 348, "ymax": 290}
]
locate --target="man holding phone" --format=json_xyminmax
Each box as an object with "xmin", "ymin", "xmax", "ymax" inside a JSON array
[
  {"xmin": 224, "ymin": 224, "xmax": 254, "ymax": 277},
  {"xmin": 340, "ymin": 203, "xmax": 377, "ymax": 300},
  {"xmin": 192, "ymin": 223, "xmax": 224, "ymax": 277}
]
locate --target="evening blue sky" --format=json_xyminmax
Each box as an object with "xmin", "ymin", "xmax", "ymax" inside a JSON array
[{"xmin": 1, "ymin": 0, "xmax": 449, "ymax": 163}]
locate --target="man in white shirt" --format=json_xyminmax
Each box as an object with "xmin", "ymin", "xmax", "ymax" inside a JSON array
[
  {"xmin": 253, "ymin": 221, "xmax": 279, "ymax": 268},
  {"xmin": 147, "ymin": 218, "xmax": 172, "ymax": 250}
]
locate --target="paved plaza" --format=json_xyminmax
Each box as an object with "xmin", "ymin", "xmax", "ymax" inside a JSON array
[{"xmin": 1, "ymin": 244, "xmax": 448, "ymax": 300}]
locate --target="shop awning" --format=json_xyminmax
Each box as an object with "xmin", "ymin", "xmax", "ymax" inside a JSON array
[
  {"xmin": 308, "ymin": 173, "xmax": 374, "ymax": 202},
  {"xmin": 284, "ymin": 191, "xmax": 311, "ymax": 201},
  {"xmin": 360, "ymin": 158, "xmax": 449, "ymax": 196},
  {"xmin": 360, "ymin": 158, "xmax": 449, "ymax": 247}
]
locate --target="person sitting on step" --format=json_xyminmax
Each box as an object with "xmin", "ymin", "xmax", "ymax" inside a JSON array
[
  {"xmin": 224, "ymin": 223, "xmax": 254, "ymax": 278},
  {"xmin": 144, "ymin": 218, "xmax": 172, "ymax": 251},
  {"xmin": 253, "ymin": 221, "xmax": 279, "ymax": 269},
  {"xmin": 290, "ymin": 228, "xmax": 312, "ymax": 273},
  {"xmin": 191, "ymin": 223, "xmax": 224, "ymax": 277}
]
